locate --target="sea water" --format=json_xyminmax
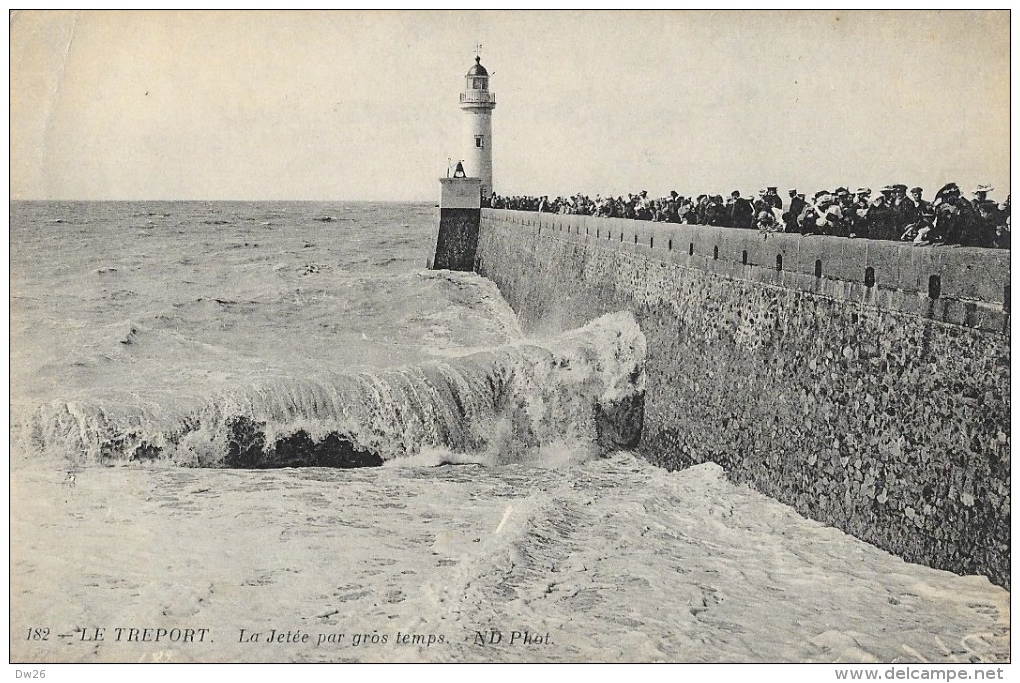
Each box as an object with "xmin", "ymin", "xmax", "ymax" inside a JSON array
[{"xmin": 8, "ymin": 201, "xmax": 1009, "ymax": 663}]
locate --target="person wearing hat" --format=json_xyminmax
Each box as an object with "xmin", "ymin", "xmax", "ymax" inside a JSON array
[
  {"xmin": 973, "ymin": 184, "xmax": 994, "ymax": 203},
  {"xmin": 728, "ymin": 190, "xmax": 754, "ymax": 229},
  {"xmin": 934, "ymin": 182, "xmax": 960, "ymax": 203},
  {"xmin": 635, "ymin": 194, "xmax": 654, "ymax": 221},
  {"xmin": 830, "ymin": 187, "xmax": 855, "ymax": 235},
  {"xmin": 848, "ymin": 189, "xmax": 872, "ymax": 238},
  {"xmin": 867, "ymin": 187, "xmax": 896, "ymax": 240},
  {"xmin": 704, "ymin": 195, "xmax": 727, "ymax": 227},
  {"xmin": 972, "ymin": 186, "xmax": 1003, "ymax": 247},
  {"xmin": 812, "ymin": 193, "xmax": 847, "ymax": 237},
  {"xmin": 749, "ymin": 191, "xmax": 767, "ymax": 216},
  {"xmin": 676, "ymin": 196, "xmax": 694, "ymax": 224},
  {"xmin": 784, "ymin": 189, "xmax": 807, "ymax": 233},
  {"xmin": 972, "ymin": 184, "xmax": 997, "ymax": 216},
  {"xmin": 623, "ymin": 196, "xmax": 637, "ymax": 220},
  {"xmin": 910, "ymin": 187, "xmax": 932, "ymax": 217},
  {"xmin": 694, "ymin": 195, "xmax": 709, "ymax": 225},
  {"xmin": 797, "ymin": 200, "xmax": 820, "ymax": 235},
  {"xmin": 891, "ymin": 184, "xmax": 918, "ymax": 236},
  {"xmin": 763, "ymin": 187, "xmax": 783, "ymax": 210},
  {"xmin": 934, "ymin": 182, "xmax": 984, "ymax": 246},
  {"xmin": 901, "ymin": 201, "xmax": 939, "ymax": 244},
  {"xmin": 756, "ymin": 209, "xmax": 781, "ymax": 232}
]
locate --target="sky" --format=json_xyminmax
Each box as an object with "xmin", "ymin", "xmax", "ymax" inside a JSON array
[{"xmin": 9, "ymin": 10, "xmax": 1011, "ymax": 201}]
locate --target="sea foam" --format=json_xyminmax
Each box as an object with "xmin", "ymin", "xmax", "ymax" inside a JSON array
[{"xmin": 16, "ymin": 312, "xmax": 645, "ymax": 468}]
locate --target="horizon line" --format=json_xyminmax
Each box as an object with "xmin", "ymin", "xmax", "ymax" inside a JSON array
[{"xmin": 9, "ymin": 197, "xmax": 438, "ymax": 203}]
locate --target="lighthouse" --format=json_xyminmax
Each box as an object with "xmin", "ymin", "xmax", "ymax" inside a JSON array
[
  {"xmin": 460, "ymin": 56, "xmax": 496, "ymax": 201},
  {"xmin": 430, "ymin": 55, "xmax": 495, "ymax": 272}
]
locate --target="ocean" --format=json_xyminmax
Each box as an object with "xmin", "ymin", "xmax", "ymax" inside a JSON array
[{"xmin": 8, "ymin": 201, "xmax": 1009, "ymax": 663}]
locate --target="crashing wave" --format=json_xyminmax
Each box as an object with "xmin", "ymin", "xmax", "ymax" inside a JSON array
[{"xmin": 15, "ymin": 312, "xmax": 645, "ymax": 469}]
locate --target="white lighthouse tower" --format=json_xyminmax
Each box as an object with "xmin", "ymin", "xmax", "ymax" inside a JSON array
[{"xmin": 459, "ymin": 55, "xmax": 496, "ymax": 202}]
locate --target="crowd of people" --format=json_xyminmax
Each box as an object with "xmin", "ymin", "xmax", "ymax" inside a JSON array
[{"xmin": 488, "ymin": 183, "xmax": 1010, "ymax": 249}]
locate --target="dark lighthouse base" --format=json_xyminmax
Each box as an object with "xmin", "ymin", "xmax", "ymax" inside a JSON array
[
  {"xmin": 432, "ymin": 207, "xmax": 481, "ymax": 271},
  {"xmin": 431, "ymin": 176, "xmax": 483, "ymax": 271}
]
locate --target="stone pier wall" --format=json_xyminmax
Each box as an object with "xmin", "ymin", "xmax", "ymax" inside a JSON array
[{"xmin": 472, "ymin": 209, "xmax": 1011, "ymax": 588}]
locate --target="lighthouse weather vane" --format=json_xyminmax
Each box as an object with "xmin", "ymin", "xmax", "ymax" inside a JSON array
[{"xmin": 474, "ymin": 42, "xmax": 482, "ymax": 58}]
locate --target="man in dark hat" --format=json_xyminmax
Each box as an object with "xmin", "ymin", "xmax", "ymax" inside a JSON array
[
  {"xmin": 910, "ymin": 187, "xmax": 932, "ymax": 217},
  {"xmin": 934, "ymin": 182, "xmax": 982, "ymax": 246},
  {"xmin": 784, "ymin": 189, "xmax": 806, "ymax": 233},
  {"xmin": 763, "ymin": 187, "xmax": 783, "ymax": 210},
  {"xmin": 890, "ymin": 184, "xmax": 918, "ymax": 235},
  {"xmin": 728, "ymin": 190, "xmax": 754, "ymax": 229}
]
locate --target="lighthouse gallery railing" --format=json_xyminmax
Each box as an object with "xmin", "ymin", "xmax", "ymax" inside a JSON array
[{"xmin": 460, "ymin": 91, "xmax": 496, "ymax": 104}]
